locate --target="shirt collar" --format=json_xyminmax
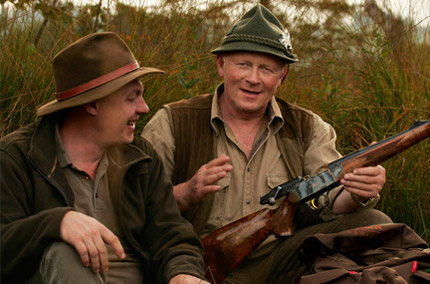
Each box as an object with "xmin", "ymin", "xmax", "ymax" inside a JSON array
[
  {"xmin": 54, "ymin": 121, "xmax": 73, "ymax": 168},
  {"xmin": 269, "ymin": 96, "xmax": 285, "ymax": 134}
]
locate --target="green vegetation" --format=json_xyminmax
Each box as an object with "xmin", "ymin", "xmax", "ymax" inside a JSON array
[{"xmin": 1, "ymin": 0, "xmax": 429, "ymax": 242}]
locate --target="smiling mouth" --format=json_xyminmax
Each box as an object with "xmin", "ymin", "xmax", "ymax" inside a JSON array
[
  {"xmin": 241, "ymin": 88, "xmax": 261, "ymax": 95},
  {"xmin": 127, "ymin": 121, "xmax": 136, "ymax": 129}
]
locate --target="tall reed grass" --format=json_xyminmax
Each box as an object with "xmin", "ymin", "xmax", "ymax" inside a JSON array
[{"xmin": 1, "ymin": 0, "xmax": 429, "ymax": 241}]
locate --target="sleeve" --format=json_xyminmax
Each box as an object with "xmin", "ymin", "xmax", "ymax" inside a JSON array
[
  {"xmin": 135, "ymin": 146, "xmax": 205, "ymax": 283},
  {"xmin": 0, "ymin": 150, "xmax": 72, "ymax": 283},
  {"xmin": 141, "ymin": 107, "xmax": 176, "ymax": 179},
  {"xmin": 303, "ymin": 114, "xmax": 342, "ymax": 175},
  {"xmin": 302, "ymin": 114, "xmax": 345, "ymax": 221}
]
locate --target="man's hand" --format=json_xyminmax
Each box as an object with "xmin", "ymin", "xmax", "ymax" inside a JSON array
[
  {"xmin": 169, "ymin": 274, "xmax": 210, "ymax": 284},
  {"xmin": 341, "ymin": 165, "xmax": 385, "ymax": 200},
  {"xmin": 174, "ymin": 154, "xmax": 232, "ymax": 212},
  {"xmin": 60, "ymin": 211, "xmax": 125, "ymax": 273},
  {"xmin": 333, "ymin": 165, "xmax": 385, "ymax": 214}
]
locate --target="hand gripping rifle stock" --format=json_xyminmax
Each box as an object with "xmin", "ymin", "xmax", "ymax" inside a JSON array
[{"xmin": 201, "ymin": 120, "xmax": 430, "ymax": 284}]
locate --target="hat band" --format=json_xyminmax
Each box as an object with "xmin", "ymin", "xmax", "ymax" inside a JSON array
[
  {"xmin": 223, "ymin": 34, "xmax": 287, "ymax": 53},
  {"xmin": 56, "ymin": 61, "xmax": 140, "ymax": 101}
]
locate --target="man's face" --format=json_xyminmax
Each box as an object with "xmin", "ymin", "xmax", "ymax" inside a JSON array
[
  {"xmin": 217, "ymin": 51, "xmax": 287, "ymax": 117},
  {"xmin": 95, "ymin": 79, "xmax": 148, "ymax": 146}
]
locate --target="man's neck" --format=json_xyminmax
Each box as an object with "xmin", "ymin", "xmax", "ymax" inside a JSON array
[
  {"xmin": 219, "ymin": 95, "xmax": 267, "ymax": 158},
  {"xmin": 59, "ymin": 120, "xmax": 105, "ymax": 180}
]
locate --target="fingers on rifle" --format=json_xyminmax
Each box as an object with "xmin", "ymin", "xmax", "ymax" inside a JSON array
[
  {"xmin": 352, "ymin": 165, "xmax": 385, "ymax": 176},
  {"xmin": 345, "ymin": 183, "xmax": 376, "ymax": 196}
]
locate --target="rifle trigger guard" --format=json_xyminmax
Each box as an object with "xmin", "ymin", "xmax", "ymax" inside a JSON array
[{"xmin": 310, "ymin": 198, "xmax": 318, "ymax": 209}]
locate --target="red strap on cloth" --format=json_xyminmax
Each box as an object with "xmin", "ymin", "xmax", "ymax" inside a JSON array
[
  {"xmin": 412, "ymin": 261, "xmax": 418, "ymax": 273},
  {"xmin": 56, "ymin": 61, "xmax": 139, "ymax": 101}
]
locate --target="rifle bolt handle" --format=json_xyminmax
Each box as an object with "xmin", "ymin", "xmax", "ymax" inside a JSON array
[{"xmin": 268, "ymin": 197, "xmax": 276, "ymax": 205}]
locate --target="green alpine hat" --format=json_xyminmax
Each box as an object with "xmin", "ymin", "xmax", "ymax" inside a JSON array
[{"xmin": 212, "ymin": 4, "xmax": 298, "ymax": 63}]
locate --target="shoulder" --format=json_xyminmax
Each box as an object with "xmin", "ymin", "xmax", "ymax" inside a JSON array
[
  {"xmin": 166, "ymin": 94, "xmax": 213, "ymax": 110},
  {"xmin": 276, "ymin": 98, "xmax": 316, "ymax": 119},
  {"xmin": 144, "ymin": 108, "xmax": 170, "ymax": 130},
  {"xmin": 131, "ymin": 135, "xmax": 159, "ymax": 159},
  {"xmin": 275, "ymin": 98, "xmax": 324, "ymax": 138},
  {"xmin": 110, "ymin": 136, "xmax": 164, "ymax": 178},
  {"xmin": 163, "ymin": 95, "xmax": 213, "ymax": 135},
  {"xmin": 0, "ymin": 122, "xmax": 38, "ymax": 156}
]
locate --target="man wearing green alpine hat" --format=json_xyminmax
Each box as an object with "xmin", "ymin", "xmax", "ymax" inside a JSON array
[
  {"xmin": 1, "ymin": 32, "xmax": 209, "ymax": 284},
  {"xmin": 142, "ymin": 4, "xmax": 391, "ymax": 283}
]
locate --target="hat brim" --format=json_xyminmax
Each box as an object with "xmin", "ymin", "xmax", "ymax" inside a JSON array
[
  {"xmin": 211, "ymin": 41, "xmax": 298, "ymax": 64},
  {"xmin": 36, "ymin": 67, "xmax": 164, "ymax": 116}
]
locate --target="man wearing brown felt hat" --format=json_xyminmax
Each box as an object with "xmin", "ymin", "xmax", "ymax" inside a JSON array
[
  {"xmin": 143, "ymin": 4, "xmax": 392, "ymax": 283},
  {"xmin": 1, "ymin": 32, "xmax": 209, "ymax": 284}
]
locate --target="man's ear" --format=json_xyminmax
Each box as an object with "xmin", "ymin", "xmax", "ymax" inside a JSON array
[
  {"xmin": 84, "ymin": 101, "xmax": 98, "ymax": 116},
  {"xmin": 282, "ymin": 64, "xmax": 289, "ymax": 78},
  {"xmin": 216, "ymin": 54, "xmax": 225, "ymax": 77},
  {"xmin": 281, "ymin": 64, "xmax": 289, "ymax": 83}
]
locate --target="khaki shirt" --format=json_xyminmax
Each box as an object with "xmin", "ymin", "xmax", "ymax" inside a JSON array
[{"xmin": 142, "ymin": 85, "xmax": 343, "ymax": 237}]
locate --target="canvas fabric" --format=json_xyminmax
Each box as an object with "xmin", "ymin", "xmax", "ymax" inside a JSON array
[{"xmin": 295, "ymin": 223, "xmax": 430, "ymax": 284}]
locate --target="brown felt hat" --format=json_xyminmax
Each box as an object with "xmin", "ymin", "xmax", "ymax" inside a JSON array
[
  {"xmin": 37, "ymin": 32, "xmax": 164, "ymax": 116},
  {"xmin": 211, "ymin": 4, "xmax": 298, "ymax": 63}
]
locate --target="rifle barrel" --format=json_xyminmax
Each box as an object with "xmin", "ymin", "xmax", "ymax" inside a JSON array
[{"xmin": 260, "ymin": 120, "xmax": 430, "ymax": 204}]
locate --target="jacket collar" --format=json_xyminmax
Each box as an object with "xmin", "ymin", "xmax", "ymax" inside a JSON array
[
  {"xmin": 29, "ymin": 115, "xmax": 150, "ymax": 173},
  {"xmin": 27, "ymin": 115, "xmax": 151, "ymax": 204},
  {"xmin": 28, "ymin": 115, "xmax": 63, "ymax": 178}
]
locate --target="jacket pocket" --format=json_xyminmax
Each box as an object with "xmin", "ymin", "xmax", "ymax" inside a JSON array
[{"xmin": 209, "ymin": 174, "xmax": 231, "ymax": 229}]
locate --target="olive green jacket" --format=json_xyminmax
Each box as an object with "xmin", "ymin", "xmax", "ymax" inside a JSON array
[{"xmin": 0, "ymin": 115, "xmax": 205, "ymax": 283}]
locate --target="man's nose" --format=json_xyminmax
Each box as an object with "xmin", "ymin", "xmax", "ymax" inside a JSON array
[
  {"xmin": 246, "ymin": 67, "xmax": 260, "ymax": 84},
  {"xmin": 136, "ymin": 96, "xmax": 149, "ymax": 114}
]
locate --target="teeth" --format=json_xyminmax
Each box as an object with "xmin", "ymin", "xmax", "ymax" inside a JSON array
[{"xmin": 243, "ymin": 89, "xmax": 258, "ymax": 94}]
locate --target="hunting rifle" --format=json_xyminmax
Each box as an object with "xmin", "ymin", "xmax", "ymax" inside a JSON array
[{"xmin": 201, "ymin": 120, "xmax": 430, "ymax": 284}]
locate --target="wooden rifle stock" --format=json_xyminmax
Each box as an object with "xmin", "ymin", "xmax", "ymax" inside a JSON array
[
  {"xmin": 201, "ymin": 120, "xmax": 430, "ymax": 284},
  {"xmin": 202, "ymin": 192, "xmax": 299, "ymax": 283}
]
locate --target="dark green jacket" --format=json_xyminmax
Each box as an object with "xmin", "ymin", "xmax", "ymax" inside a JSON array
[{"xmin": 0, "ymin": 115, "xmax": 205, "ymax": 283}]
